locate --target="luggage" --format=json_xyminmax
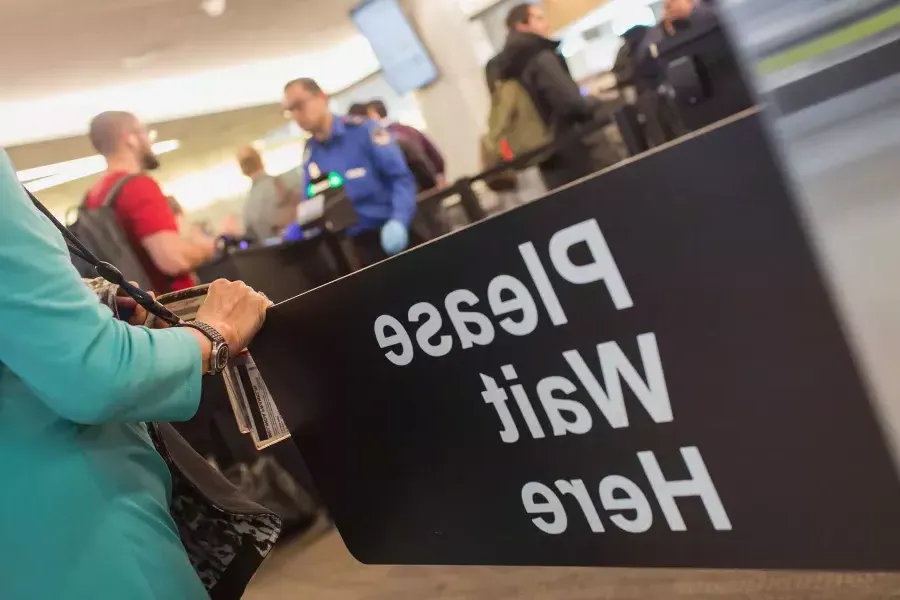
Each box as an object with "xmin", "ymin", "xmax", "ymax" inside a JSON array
[
  {"xmin": 67, "ymin": 175, "xmax": 154, "ymax": 288},
  {"xmin": 483, "ymin": 78, "xmax": 554, "ymax": 165}
]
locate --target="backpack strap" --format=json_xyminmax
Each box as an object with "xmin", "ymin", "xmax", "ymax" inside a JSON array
[
  {"xmin": 81, "ymin": 173, "xmax": 138, "ymax": 209},
  {"xmin": 102, "ymin": 174, "xmax": 138, "ymax": 207},
  {"xmin": 26, "ymin": 185, "xmax": 183, "ymax": 326}
]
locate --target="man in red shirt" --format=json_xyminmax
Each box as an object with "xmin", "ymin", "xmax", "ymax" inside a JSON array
[{"xmin": 85, "ymin": 111, "xmax": 215, "ymax": 293}]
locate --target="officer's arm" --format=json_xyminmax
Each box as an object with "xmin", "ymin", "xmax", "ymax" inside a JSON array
[{"xmin": 366, "ymin": 125, "xmax": 417, "ymax": 226}]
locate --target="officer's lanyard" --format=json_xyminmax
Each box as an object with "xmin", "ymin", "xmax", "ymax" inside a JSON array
[{"xmin": 26, "ymin": 187, "xmax": 183, "ymax": 327}]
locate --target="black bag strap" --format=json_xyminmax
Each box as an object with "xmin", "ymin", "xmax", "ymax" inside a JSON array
[
  {"xmin": 79, "ymin": 173, "xmax": 136, "ymax": 210},
  {"xmin": 26, "ymin": 186, "xmax": 182, "ymax": 326}
]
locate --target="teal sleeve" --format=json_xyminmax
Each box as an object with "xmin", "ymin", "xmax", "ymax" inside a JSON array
[{"xmin": 0, "ymin": 152, "xmax": 202, "ymax": 424}]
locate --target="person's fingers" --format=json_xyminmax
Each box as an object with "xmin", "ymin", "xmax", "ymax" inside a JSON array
[
  {"xmin": 129, "ymin": 309, "xmax": 147, "ymax": 326},
  {"xmin": 117, "ymin": 297, "xmax": 138, "ymax": 309},
  {"xmin": 128, "ymin": 301, "xmax": 148, "ymax": 326}
]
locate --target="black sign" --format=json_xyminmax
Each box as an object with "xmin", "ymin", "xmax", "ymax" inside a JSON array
[{"xmin": 250, "ymin": 111, "xmax": 900, "ymax": 570}]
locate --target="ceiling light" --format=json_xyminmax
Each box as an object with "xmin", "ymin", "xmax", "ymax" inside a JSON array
[
  {"xmin": 0, "ymin": 36, "xmax": 379, "ymax": 148},
  {"xmin": 21, "ymin": 139, "xmax": 181, "ymax": 193},
  {"xmin": 200, "ymin": 0, "xmax": 226, "ymax": 17},
  {"xmin": 611, "ymin": 5, "xmax": 657, "ymax": 37}
]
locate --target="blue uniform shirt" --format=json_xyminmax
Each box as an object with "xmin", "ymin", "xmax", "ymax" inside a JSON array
[{"xmin": 302, "ymin": 115, "xmax": 417, "ymax": 235}]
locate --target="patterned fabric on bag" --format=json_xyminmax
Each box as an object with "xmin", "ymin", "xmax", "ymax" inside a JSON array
[{"xmin": 149, "ymin": 424, "xmax": 281, "ymax": 592}]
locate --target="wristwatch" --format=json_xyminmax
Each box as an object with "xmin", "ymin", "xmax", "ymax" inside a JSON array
[{"xmin": 180, "ymin": 321, "xmax": 230, "ymax": 375}]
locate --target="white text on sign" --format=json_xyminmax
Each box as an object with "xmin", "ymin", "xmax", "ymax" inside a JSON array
[{"xmin": 372, "ymin": 218, "xmax": 732, "ymax": 536}]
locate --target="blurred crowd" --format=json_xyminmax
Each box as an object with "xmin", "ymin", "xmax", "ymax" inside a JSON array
[{"xmin": 70, "ymin": 0, "xmax": 718, "ymax": 295}]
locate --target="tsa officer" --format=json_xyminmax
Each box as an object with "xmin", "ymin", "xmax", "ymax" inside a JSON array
[{"xmin": 282, "ymin": 77, "xmax": 418, "ymax": 267}]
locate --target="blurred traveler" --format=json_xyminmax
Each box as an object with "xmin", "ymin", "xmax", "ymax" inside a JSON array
[
  {"xmin": 168, "ymin": 194, "xmax": 214, "ymax": 246},
  {"xmin": 493, "ymin": 3, "xmax": 616, "ymax": 189},
  {"xmin": 349, "ymin": 103, "xmax": 438, "ymax": 193},
  {"xmin": 482, "ymin": 50, "xmax": 553, "ymax": 171},
  {"xmin": 0, "ymin": 149, "xmax": 275, "ymax": 599},
  {"xmin": 237, "ymin": 145, "xmax": 303, "ymax": 242},
  {"xmin": 613, "ymin": 26, "xmax": 657, "ymax": 93},
  {"xmin": 283, "ymin": 78, "xmax": 418, "ymax": 266},
  {"xmin": 168, "ymin": 195, "xmax": 199, "ymax": 238},
  {"xmin": 85, "ymin": 111, "xmax": 216, "ymax": 293},
  {"xmin": 613, "ymin": 25, "xmax": 682, "ymax": 146},
  {"xmin": 346, "ymin": 103, "xmax": 370, "ymax": 119},
  {"xmin": 663, "ymin": 0, "xmax": 717, "ymax": 35},
  {"xmin": 366, "ymin": 99, "xmax": 446, "ymax": 187}
]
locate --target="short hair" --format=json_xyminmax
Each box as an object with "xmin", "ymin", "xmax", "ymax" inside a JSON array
[
  {"xmin": 88, "ymin": 111, "xmax": 136, "ymax": 156},
  {"xmin": 367, "ymin": 99, "xmax": 388, "ymax": 119},
  {"xmin": 505, "ymin": 3, "xmax": 533, "ymax": 30},
  {"xmin": 347, "ymin": 103, "xmax": 369, "ymax": 117},
  {"xmin": 237, "ymin": 146, "xmax": 264, "ymax": 177},
  {"xmin": 284, "ymin": 77, "xmax": 323, "ymax": 95}
]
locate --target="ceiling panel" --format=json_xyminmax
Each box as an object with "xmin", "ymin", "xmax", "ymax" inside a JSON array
[{"xmin": 0, "ymin": 0, "xmax": 358, "ymax": 101}]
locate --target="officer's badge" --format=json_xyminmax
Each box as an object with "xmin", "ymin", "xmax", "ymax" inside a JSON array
[
  {"xmin": 371, "ymin": 128, "xmax": 391, "ymax": 146},
  {"xmin": 308, "ymin": 162, "xmax": 321, "ymax": 179}
]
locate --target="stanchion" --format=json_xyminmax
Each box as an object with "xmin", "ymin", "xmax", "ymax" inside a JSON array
[
  {"xmin": 456, "ymin": 176, "xmax": 487, "ymax": 222},
  {"xmin": 321, "ymin": 230, "xmax": 353, "ymax": 276},
  {"xmin": 614, "ymin": 105, "xmax": 649, "ymax": 156}
]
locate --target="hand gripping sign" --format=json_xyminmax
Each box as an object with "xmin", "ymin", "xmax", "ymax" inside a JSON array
[{"xmin": 152, "ymin": 285, "xmax": 290, "ymax": 451}]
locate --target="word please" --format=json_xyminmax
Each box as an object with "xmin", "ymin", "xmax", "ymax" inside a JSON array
[
  {"xmin": 374, "ymin": 219, "xmax": 631, "ymax": 366},
  {"xmin": 523, "ymin": 447, "xmax": 732, "ymax": 534}
]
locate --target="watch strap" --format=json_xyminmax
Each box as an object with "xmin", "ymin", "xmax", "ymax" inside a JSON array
[
  {"xmin": 181, "ymin": 320, "xmax": 226, "ymax": 345},
  {"xmin": 179, "ymin": 321, "xmax": 228, "ymax": 374}
]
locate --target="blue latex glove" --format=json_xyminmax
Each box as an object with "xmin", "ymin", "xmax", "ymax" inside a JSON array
[
  {"xmin": 282, "ymin": 222, "xmax": 304, "ymax": 242},
  {"xmin": 380, "ymin": 219, "xmax": 409, "ymax": 255}
]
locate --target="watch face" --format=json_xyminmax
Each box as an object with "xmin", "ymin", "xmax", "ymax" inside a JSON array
[{"xmin": 214, "ymin": 343, "xmax": 230, "ymax": 373}]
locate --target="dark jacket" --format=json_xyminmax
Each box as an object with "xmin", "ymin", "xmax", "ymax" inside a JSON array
[
  {"xmin": 395, "ymin": 135, "xmax": 438, "ymax": 192},
  {"xmin": 613, "ymin": 25, "xmax": 662, "ymax": 93},
  {"xmin": 493, "ymin": 31, "xmax": 597, "ymax": 132},
  {"xmin": 387, "ymin": 122, "xmax": 445, "ymax": 177},
  {"xmin": 491, "ymin": 31, "xmax": 618, "ymax": 186}
]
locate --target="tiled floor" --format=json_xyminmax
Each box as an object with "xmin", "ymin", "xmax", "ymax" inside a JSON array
[{"xmin": 246, "ymin": 522, "xmax": 900, "ymax": 599}]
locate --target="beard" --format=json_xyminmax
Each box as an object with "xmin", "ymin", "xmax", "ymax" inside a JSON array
[{"xmin": 141, "ymin": 151, "xmax": 160, "ymax": 171}]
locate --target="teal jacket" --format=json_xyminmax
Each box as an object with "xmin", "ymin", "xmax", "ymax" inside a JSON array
[{"xmin": 0, "ymin": 151, "xmax": 209, "ymax": 599}]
